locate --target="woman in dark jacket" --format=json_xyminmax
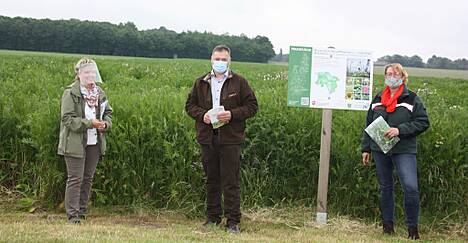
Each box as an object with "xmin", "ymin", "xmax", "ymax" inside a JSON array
[
  {"xmin": 362, "ymin": 63, "xmax": 429, "ymax": 240},
  {"xmin": 58, "ymin": 58, "xmax": 112, "ymax": 224}
]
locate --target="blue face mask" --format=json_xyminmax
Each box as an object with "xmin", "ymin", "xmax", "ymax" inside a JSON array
[
  {"xmin": 212, "ymin": 60, "xmax": 228, "ymax": 73},
  {"xmin": 385, "ymin": 76, "xmax": 403, "ymax": 89}
]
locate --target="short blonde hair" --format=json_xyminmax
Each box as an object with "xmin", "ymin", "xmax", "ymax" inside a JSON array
[{"xmin": 384, "ymin": 63, "xmax": 408, "ymax": 82}]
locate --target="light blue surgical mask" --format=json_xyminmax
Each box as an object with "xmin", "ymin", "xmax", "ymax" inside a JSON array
[
  {"xmin": 385, "ymin": 76, "xmax": 403, "ymax": 89},
  {"xmin": 212, "ymin": 60, "xmax": 228, "ymax": 73}
]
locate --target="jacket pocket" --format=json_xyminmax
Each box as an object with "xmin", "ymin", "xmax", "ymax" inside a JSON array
[
  {"xmin": 221, "ymin": 122, "xmax": 245, "ymax": 144},
  {"xmin": 58, "ymin": 126, "xmax": 68, "ymax": 154},
  {"xmin": 230, "ymin": 121, "xmax": 245, "ymax": 132},
  {"xmin": 221, "ymin": 97, "xmax": 235, "ymax": 110},
  {"xmin": 195, "ymin": 121, "xmax": 211, "ymax": 143},
  {"xmin": 65, "ymin": 130, "xmax": 84, "ymax": 157}
]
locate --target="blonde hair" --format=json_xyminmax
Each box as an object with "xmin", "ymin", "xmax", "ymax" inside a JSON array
[
  {"xmin": 74, "ymin": 58, "xmax": 96, "ymax": 79},
  {"xmin": 384, "ymin": 63, "xmax": 408, "ymax": 82}
]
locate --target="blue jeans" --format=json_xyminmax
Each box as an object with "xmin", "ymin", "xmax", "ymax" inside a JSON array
[{"xmin": 372, "ymin": 151, "xmax": 420, "ymax": 228}]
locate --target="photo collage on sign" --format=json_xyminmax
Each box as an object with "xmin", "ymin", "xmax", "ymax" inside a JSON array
[{"xmin": 345, "ymin": 58, "xmax": 371, "ymax": 101}]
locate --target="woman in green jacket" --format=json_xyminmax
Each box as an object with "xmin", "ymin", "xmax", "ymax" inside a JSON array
[
  {"xmin": 361, "ymin": 63, "xmax": 429, "ymax": 240},
  {"xmin": 58, "ymin": 58, "xmax": 112, "ymax": 224}
]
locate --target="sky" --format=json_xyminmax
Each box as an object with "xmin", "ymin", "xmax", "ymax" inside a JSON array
[{"xmin": 2, "ymin": 0, "xmax": 467, "ymax": 61}]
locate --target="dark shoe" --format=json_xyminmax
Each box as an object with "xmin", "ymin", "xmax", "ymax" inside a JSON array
[
  {"xmin": 408, "ymin": 226, "xmax": 420, "ymax": 240},
  {"xmin": 226, "ymin": 224, "xmax": 240, "ymax": 234},
  {"xmin": 202, "ymin": 220, "xmax": 221, "ymax": 227},
  {"xmin": 68, "ymin": 217, "xmax": 81, "ymax": 224},
  {"xmin": 383, "ymin": 221, "xmax": 395, "ymax": 234}
]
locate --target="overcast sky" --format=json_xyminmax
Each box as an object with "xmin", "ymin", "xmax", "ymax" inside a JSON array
[{"xmin": 2, "ymin": 0, "xmax": 467, "ymax": 61}]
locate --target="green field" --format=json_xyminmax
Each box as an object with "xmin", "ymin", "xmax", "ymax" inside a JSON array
[
  {"xmin": 271, "ymin": 60, "xmax": 468, "ymax": 80},
  {"xmin": 373, "ymin": 66, "xmax": 468, "ymax": 80},
  {"xmin": 0, "ymin": 50, "xmax": 467, "ymax": 241}
]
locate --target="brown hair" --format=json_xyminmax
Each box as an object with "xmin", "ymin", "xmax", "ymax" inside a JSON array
[{"xmin": 211, "ymin": 44, "xmax": 231, "ymax": 56}]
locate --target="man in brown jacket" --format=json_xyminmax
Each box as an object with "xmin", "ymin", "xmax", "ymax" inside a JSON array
[{"xmin": 185, "ymin": 45, "xmax": 258, "ymax": 233}]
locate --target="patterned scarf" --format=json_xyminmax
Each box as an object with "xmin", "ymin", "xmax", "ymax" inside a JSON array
[
  {"xmin": 381, "ymin": 84, "xmax": 404, "ymax": 113},
  {"xmin": 80, "ymin": 83, "xmax": 99, "ymax": 107}
]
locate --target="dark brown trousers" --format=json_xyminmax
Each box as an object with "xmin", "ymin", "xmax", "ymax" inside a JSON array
[{"xmin": 201, "ymin": 132, "xmax": 241, "ymax": 226}]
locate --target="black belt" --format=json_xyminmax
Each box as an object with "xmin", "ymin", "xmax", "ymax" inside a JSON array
[{"xmin": 213, "ymin": 129, "xmax": 219, "ymax": 135}]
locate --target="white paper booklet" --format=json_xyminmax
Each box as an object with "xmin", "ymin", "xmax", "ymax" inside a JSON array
[
  {"xmin": 100, "ymin": 100, "xmax": 108, "ymax": 120},
  {"xmin": 207, "ymin": 106, "xmax": 226, "ymax": 129}
]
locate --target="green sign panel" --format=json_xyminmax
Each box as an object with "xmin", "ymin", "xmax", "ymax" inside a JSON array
[{"xmin": 287, "ymin": 46, "xmax": 312, "ymax": 107}]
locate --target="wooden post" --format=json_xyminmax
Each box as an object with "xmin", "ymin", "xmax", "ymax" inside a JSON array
[{"xmin": 316, "ymin": 108, "xmax": 332, "ymax": 224}]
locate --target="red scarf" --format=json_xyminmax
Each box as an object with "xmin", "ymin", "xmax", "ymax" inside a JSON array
[{"xmin": 381, "ymin": 84, "xmax": 404, "ymax": 113}]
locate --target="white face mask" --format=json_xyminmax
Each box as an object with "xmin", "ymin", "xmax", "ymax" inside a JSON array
[
  {"xmin": 385, "ymin": 76, "xmax": 403, "ymax": 89},
  {"xmin": 212, "ymin": 60, "xmax": 228, "ymax": 73}
]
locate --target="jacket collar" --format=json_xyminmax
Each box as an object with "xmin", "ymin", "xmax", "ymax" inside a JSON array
[{"xmin": 401, "ymin": 85, "xmax": 409, "ymax": 97}]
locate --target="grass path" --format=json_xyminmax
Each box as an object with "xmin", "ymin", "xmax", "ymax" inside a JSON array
[{"xmin": 0, "ymin": 208, "xmax": 465, "ymax": 242}]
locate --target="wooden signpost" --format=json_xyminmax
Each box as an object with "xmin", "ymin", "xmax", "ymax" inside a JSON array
[{"xmin": 316, "ymin": 109, "xmax": 332, "ymax": 223}]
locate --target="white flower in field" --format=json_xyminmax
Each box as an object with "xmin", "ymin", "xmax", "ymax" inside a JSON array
[
  {"xmin": 416, "ymin": 84, "xmax": 437, "ymax": 96},
  {"xmin": 261, "ymin": 71, "xmax": 288, "ymax": 81},
  {"xmin": 263, "ymin": 73, "xmax": 272, "ymax": 81},
  {"xmin": 449, "ymin": 105, "xmax": 463, "ymax": 110},
  {"xmin": 434, "ymin": 133, "xmax": 445, "ymax": 148}
]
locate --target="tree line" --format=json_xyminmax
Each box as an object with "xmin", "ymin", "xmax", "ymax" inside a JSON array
[
  {"xmin": 271, "ymin": 49, "xmax": 468, "ymax": 70},
  {"xmin": 377, "ymin": 54, "xmax": 468, "ymax": 70},
  {"xmin": 0, "ymin": 16, "xmax": 275, "ymax": 63}
]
